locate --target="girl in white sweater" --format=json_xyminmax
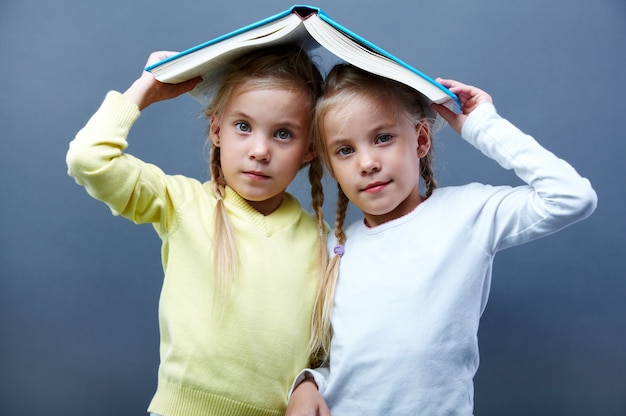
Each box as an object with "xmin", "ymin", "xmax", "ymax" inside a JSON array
[{"xmin": 287, "ymin": 64, "xmax": 597, "ymax": 415}]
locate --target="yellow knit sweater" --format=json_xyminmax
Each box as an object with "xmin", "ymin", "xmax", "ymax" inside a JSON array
[{"xmin": 66, "ymin": 91, "xmax": 322, "ymax": 416}]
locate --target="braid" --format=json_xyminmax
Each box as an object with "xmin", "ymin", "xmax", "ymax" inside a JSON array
[
  {"xmin": 307, "ymin": 157, "xmax": 328, "ymax": 366},
  {"xmin": 308, "ymin": 157, "xmax": 328, "ymax": 269},
  {"xmin": 420, "ymin": 149, "xmax": 438, "ymax": 198},
  {"xmin": 309, "ymin": 184, "xmax": 350, "ymax": 365},
  {"xmin": 333, "ymin": 185, "xmax": 350, "ymax": 247},
  {"xmin": 210, "ymin": 145, "xmax": 238, "ymax": 303},
  {"xmin": 209, "ymin": 145, "xmax": 227, "ymax": 198}
]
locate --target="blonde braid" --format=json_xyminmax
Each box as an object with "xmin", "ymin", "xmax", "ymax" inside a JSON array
[
  {"xmin": 308, "ymin": 157, "xmax": 328, "ymax": 270},
  {"xmin": 210, "ymin": 145, "xmax": 238, "ymax": 303},
  {"xmin": 309, "ymin": 185, "xmax": 349, "ymax": 365},
  {"xmin": 333, "ymin": 187, "xmax": 350, "ymax": 251},
  {"xmin": 420, "ymin": 149, "xmax": 438, "ymax": 198}
]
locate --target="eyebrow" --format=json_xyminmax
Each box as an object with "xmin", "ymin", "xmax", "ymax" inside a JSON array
[
  {"xmin": 326, "ymin": 122, "xmax": 399, "ymax": 141},
  {"xmin": 230, "ymin": 111, "xmax": 306, "ymax": 131},
  {"xmin": 325, "ymin": 135, "xmax": 353, "ymax": 150}
]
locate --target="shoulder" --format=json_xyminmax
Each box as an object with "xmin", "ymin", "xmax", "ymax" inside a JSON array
[
  {"xmin": 430, "ymin": 183, "xmax": 509, "ymax": 202},
  {"xmin": 425, "ymin": 183, "xmax": 527, "ymax": 222},
  {"xmin": 160, "ymin": 176, "xmax": 217, "ymax": 220}
]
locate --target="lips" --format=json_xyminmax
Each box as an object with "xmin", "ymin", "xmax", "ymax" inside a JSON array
[
  {"xmin": 362, "ymin": 180, "xmax": 391, "ymax": 193},
  {"xmin": 244, "ymin": 170, "xmax": 270, "ymax": 180}
]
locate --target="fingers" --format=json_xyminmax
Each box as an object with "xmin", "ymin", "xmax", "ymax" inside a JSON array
[
  {"xmin": 436, "ymin": 78, "xmax": 493, "ymax": 114},
  {"xmin": 431, "ymin": 103, "xmax": 465, "ymax": 134},
  {"xmin": 436, "ymin": 78, "xmax": 465, "ymax": 90},
  {"xmin": 437, "ymin": 78, "xmax": 479, "ymax": 100},
  {"xmin": 175, "ymin": 76, "xmax": 203, "ymax": 94},
  {"xmin": 146, "ymin": 51, "xmax": 180, "ymax": 67},
  {"xmin": 145, "ymin": 51, "xmax": 202, "ymax": 95}
]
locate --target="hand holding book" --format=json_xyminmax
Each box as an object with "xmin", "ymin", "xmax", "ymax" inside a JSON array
[
  {"xmin": 432, "ymin": 78, "xmax": 493, "ymax": 134},
  {"xmin": 125, "ymin": 51, "xmax": 202, "ymax": 110}
]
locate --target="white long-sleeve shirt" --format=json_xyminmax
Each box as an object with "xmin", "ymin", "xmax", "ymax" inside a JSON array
[{"xmin": 298, "ymin": 103, "xmax": 597, "ymax": 415}]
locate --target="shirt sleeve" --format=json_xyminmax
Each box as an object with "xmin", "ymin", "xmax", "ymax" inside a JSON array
[
  {"xmin": 460, "ymin": 103, "xmax": 597, "ymax": 252},
  {"xmin": 288, "ymin": 366, "xmax": 330, "ymax": 399}
]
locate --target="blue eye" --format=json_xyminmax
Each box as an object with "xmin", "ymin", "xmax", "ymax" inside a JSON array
[
  {"xmin": 235, "ymin": 122, "xmax": 251, "ymax": 133},
  {"xmin": 275, "ymin": 129, "xmax": 293, "ymax": 141},
  {"xmin": 336, "ymin": 146, "xmax": 354, "ymax": 156},
  {"xmin": 376, "ymin": 134, "xmax": 392, "ymax": 144}
]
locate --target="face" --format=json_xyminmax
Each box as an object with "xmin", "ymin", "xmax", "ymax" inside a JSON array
[
  {"xmin": 210, "ymin": 82, "xmax": 314, "ymax": 215},
  {"xmin": 323, "ymin": 93, "xmax": 430, "ymax": 227}
]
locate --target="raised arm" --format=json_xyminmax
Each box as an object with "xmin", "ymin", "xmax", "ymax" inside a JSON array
[
  {"xmin": 432, "ymin": 78, "xmax": 596, "ymax": 250},
  {"xmin": 66, "ymin": 52, "xmax": 202, "ymax": 224}
]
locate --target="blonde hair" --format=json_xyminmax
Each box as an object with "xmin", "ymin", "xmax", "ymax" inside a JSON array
[
  {"xmin": 308, "ymin": 64, "xmax": 438, "ymax": 363},
  {"xmin": 204, "ymin": 44, "xmax": 327, "ymax": 309}
]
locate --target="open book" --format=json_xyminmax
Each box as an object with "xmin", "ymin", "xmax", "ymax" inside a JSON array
[{"xmin": 145, "ymin": 4, "xmax": 461, "ymax": 112}]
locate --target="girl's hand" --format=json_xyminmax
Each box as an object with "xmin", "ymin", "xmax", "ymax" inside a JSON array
[
  {"xmin": 286, "ymin": 379, "xmax": 331, "ymax": 416},
  {"xmin": 431, "ymin": 78, "xmax": 493, "ymax": 134},
  {"xmin": 123, "ymin": 51, "xmax": 202, "ymax": 110}
]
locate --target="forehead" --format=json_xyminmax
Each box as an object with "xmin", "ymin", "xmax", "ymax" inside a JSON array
[
  {"xmin": 324, "ymin": 92, "xmax": 402, "ymax": 126},
  {"xmin": 236, "ymin": 78, "xmax": 311, "ymax": 99},
  {"xmin": 230, "ymin": 81, "xmax": 312, "ymax": 111}
]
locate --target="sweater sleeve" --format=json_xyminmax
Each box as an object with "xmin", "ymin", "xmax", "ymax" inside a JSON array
[
  {"xmin": 66, "ymin": 91, "xmax": 173, "ymax": 225},
  {"xmin": 460, "ymin": 103, "xmax": 597, "ymax": 252}
]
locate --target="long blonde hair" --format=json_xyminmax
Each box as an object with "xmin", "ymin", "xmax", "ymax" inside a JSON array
[
  {"xmin": 204, "ymin": 44, "xmax": 327, "ymax": 307},
  {"xmin": 308, "ymin": 64, "xmax": 438, "ymax": 363}
]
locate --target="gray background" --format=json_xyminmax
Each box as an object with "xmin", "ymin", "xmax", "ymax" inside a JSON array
[{"xmin": 1, "ymin": 0, "xmax": 625, "ymax": 415}]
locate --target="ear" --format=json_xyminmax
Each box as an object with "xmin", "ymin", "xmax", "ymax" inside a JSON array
[
  {"xmin": 209, "ymin": 115, "xmax": 221, "ymax": 146},
  {"xmin": 301, "ymin": 146, "xmax": 316, "ymax": 164},
  {"xmin": 416, "ymin": 121, "xmax": 431, "ymax": 157}
]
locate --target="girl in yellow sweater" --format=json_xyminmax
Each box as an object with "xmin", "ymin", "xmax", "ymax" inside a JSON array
[{"xmin": 66, "ymin": 44, "xmax": 327, "ymax": 416}]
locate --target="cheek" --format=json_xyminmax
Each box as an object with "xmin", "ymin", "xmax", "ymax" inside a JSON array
[
  {"xmin": 278, "ymin": 149, "xmax": 309, "ymax": 174},
  {"xmin": 328, "ymin": 162, "xmax": 351, "ymax": 184}
]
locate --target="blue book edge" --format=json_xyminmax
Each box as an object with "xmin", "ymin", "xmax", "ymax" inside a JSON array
[
  {"xmin": 144, "ymin": 7, "xmax": 296, "ymax": 71},
  {"xmin": 314, "ymin": 7, "xmax": 462, "ymax": 111},
  {"xmin": 145, "ymin": 4, "xmax": 461, "ymax": 112}
]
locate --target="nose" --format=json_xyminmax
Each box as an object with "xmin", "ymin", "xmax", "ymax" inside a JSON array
[
  {"xmin": 358, "ymin": 150, "xmax": 380, "ymax": 175},
  {"xmin": 248, "ymin": 135, "xmax": 271, "ymax": 162}
]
